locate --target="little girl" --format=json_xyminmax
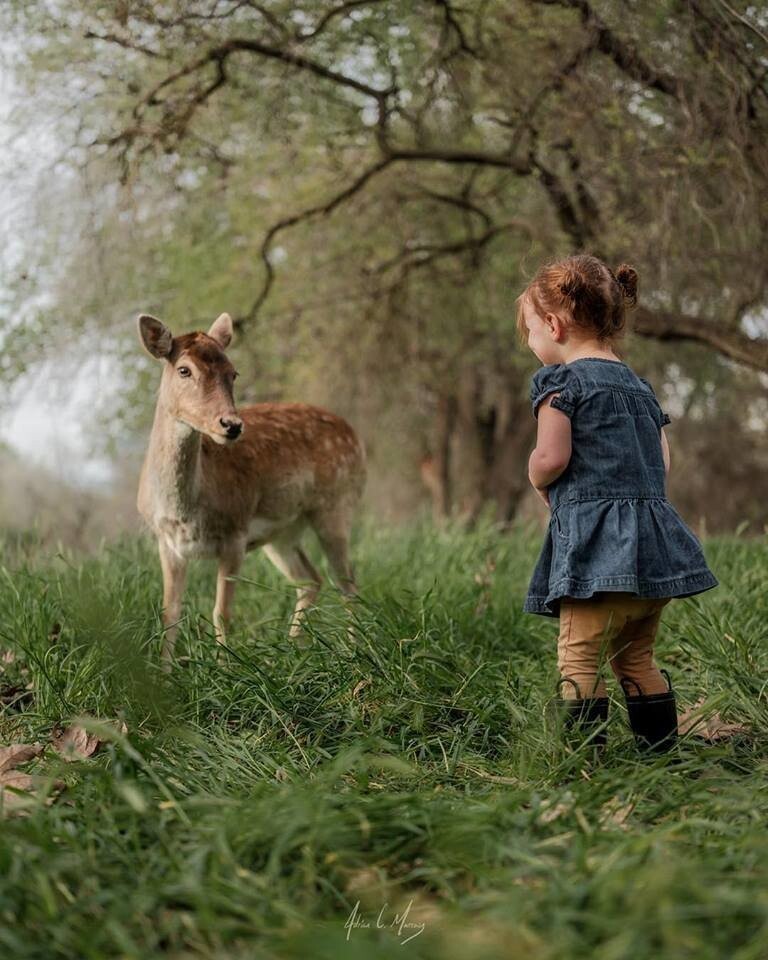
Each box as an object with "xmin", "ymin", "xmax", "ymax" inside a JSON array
[{"xmin": 517, "ymin": 254, "xmax": 718, "ymax": 754}]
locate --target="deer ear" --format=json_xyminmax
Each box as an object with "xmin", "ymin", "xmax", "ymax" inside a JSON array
[
  {"xmin": 138, "ymin": 314, "xmax": 173, "ymax": 359},
  {"xmin": 207, "ymin": 312, "xmax": 233, "ymax": 349}
]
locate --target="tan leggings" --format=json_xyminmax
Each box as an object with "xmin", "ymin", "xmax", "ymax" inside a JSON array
[{"xmin": 557, "ymin": 592, "xmax": 672, "ymax": 700}]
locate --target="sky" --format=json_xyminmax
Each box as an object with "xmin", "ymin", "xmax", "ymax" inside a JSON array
[{"xmin": 0, "ymin": 37, "xmax": 118, "ymax": 487}]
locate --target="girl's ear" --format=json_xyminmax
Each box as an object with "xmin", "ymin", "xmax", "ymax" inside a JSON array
[{"xmin": 544, "ymin": 312, "xmax": 564, "ymax": 340}]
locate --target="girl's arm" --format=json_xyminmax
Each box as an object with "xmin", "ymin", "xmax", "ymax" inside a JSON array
[
  {"xmin": 661, "ymin": 427, "xmax": 670, "ymax": 475},
  {"xmin": 528, "ymin": 393, "xmax": 573, "ymax": 494}
]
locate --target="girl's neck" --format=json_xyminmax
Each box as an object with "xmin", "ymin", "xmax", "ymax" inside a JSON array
[{"xmin": 562, "ymin": 343, "xmax": 622, "ymax": 364}]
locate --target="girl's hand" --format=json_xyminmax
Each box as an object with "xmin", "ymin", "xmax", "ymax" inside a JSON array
[{"xmin": 534, "ymin": 485, "xmax": 550, "ymax": 508}]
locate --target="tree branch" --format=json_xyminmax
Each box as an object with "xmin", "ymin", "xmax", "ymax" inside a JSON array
[
  {"xmin": 239, "ymin": 156, "xmax": 397, "ymax": 329},
  {"xmin": 296, "ymin": 0, "xmax": 389, "ymax": 41},
  {"xmin": 368, "ymin": 219, "xmax": 534, "ymax": 274},
  {"xmin": 84, "ymin": 30, "xmax": 167, "ymax": 59},
  {"xmin": 133, "ymin": 35, "xmax": 392, "ymax": 126},
  {"xmin": 534, "ymin": 0, "xmax": 680, "ymax": 98},
  {"xmin": 633, "ymin": 305, "xmax": 768, "ymax": 372},
  {"xmin": 431, "ymin": 0, "xmax": 477, "ymax": 56}
]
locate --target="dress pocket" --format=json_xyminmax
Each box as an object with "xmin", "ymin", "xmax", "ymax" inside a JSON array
[{"xmin": 552, "ymin": 505, "xmax": 570, "ymax": 544}]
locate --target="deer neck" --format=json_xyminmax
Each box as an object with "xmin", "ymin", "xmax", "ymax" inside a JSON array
[{"xmin": 146, "ymin": 399, "xmax": 202, "ymax": 519}]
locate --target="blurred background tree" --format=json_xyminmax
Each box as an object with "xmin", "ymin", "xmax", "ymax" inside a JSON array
[{"xmin": 1, "ymin": 0, "xmax": 766, "ymax": 537}]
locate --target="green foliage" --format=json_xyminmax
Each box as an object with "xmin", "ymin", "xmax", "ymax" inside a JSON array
[
  {"xmin": 1, "ymin": 1, "xmax": 766, "ymax": 523},
  {"xmin": 0, "ymin": 523, "xmax": 765, "ymax": 958}
]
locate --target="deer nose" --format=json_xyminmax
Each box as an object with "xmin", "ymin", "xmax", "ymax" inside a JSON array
[{"xmin": 220, "ymin": 417, "xmax": 242, "ymax": 439}]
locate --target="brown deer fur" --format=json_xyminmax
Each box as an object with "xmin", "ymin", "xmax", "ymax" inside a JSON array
[{"xmin": 136, "ymin": 312, "xmax": 365, "ymax": 668}]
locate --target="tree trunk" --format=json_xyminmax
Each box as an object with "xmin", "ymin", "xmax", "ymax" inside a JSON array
[{"xmin": 422, "ymin": 367, "xmax": 536, "ymax": 525}]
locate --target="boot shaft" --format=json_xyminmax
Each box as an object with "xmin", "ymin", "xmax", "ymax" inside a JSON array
[
  {"xmin": 621, "ymin": 670, "xmax": 678, "ymax": 753},
  {"xmin": 555, "ymin": 678, "xmax": 609, "ymax": 749}
]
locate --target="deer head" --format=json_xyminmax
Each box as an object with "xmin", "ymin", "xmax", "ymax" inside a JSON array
[{"xmin": 138, "ymin": 312, "xmax": 244, "ymax": 444}]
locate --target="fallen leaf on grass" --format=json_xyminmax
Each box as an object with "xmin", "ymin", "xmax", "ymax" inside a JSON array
[
  {"xmin": 537, "ymin": 802, "xmax": 571, "ymax": 825},
  {"xmin": 52, "ymin": 725, "xmax": 103, "ymax": 761},
  {"xmin": 0, "ymin": 741, "xmax": 64, "ymax": 816},
  {"xmin": 678, "ymin": 700, "xmax": 750, "ymax": 742},
  {"xmin": 535, "ymin": 794, "xmax": 574, "ymax": 825},
  {"xmin": 0, "ymin": 742, "xmax": 44, "ymax": 773},
  {"xmin": 51, "ymin": 718, "xmax": 128, "ymax": 762},
  {"xmin": 1, "ymin": 771, "xmax": 38, "ymax": 811},
  {"xmin": 599, "ymin": 796, "xmax": 635, "ymax": 830},
  {"xmin": 0, "ymin": 772, "xmax": 65, "ymax": 814}
]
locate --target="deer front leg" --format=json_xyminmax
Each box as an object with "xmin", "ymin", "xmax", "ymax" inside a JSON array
[
  {"xmin": 213, "ymin": 542, "xmax": 245, "ymax": 650},
  {"xmin": 158, "ymin": 539, "xmax": 188, "ymax": 671}
]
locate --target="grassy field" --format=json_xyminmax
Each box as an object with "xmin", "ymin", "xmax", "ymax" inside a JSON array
[{"xmin": 0, "ymin": 519, "xmax": 765, "ymax": 960}]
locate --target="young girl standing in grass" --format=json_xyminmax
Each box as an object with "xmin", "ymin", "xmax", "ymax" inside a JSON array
[{"xmin": 517, "ymin": 254, "xmax": 718, "ymax": 753}]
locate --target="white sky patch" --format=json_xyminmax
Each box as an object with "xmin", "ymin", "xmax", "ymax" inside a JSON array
[
  {"xmin": 3, "ymin": 356, "xmax": 120, "ymax": 488},
  {"xmin": 0, "ymin": 36, "xmax": 114, "ymax": 488}
]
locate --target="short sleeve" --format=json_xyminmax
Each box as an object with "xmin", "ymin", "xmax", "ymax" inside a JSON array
[
  {"xmin": 530, "ymin": 364, "xmax": 579, "ymax": 420},
  {"xmin": 637, "ymin": 376, "xmax": 671, "ymax": 427}
]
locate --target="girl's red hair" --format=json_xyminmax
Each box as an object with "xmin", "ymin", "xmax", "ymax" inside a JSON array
[{"xmin": 516, "ymin": 254, "xmax": 638, "ymax": 347}]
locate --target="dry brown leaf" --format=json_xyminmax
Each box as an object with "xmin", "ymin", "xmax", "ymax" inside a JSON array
[
  {"xmin": 678, "ymin": 700, "xmax": 750, "ymax": 742},
  {"xmin": 0, "ymin": 771, "xmax": 36, "ymax": 809},
  {"xmin": 52, "ymin": 725, "xmax": 102, "ymax": 761},
  {"xmin": 1, "ymin": 650, "xmax": 16, "ymax": 666},
  {"xmin": 0, "ymin": 771, "xmax": 65, "ymax": 815},
  {"xmin": 0, "ymin": 742, "xmax": 44, "ymax": 773},
  {"xmin": 537, "ymin": 800, "xmax": 572, "ymax": 825},
  {"xmin": 599, "ymin": 797, "xmax": 635, "ymax": 830}
]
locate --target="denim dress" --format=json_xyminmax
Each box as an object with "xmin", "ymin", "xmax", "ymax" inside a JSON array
[{"xmin": 523, "ymin": 358, "xmax": 719, "ymax": 618}]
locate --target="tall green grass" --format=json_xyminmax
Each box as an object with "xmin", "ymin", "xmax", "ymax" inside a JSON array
[{"xmin": 0, "ymin": 519, "xmax": 765, "ymax": 959}]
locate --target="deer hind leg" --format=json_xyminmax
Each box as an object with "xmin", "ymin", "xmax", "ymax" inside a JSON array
[
  {"xmin": 262, "ymin": 539, "xmax": 323, "ymax": 638},
  {"xmin": 158, "ymin": 539, "xmax": 188, "ymax": 671},
  {"xmin": 311, "ymin": 506, "xmax": 358, "ymax": 597},
  {"xmin": 311, "ymin": 509, "xmax": 359, "ymax": 640}
]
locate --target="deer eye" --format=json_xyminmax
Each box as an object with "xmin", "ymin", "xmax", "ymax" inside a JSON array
[{"xmin": 178, "ymin": 366, "xmax": 192, "ymax": 378}]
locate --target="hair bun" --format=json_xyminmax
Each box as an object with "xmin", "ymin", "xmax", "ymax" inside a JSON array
[
  {"xmin": 615, "ymin": 263, "xmax": 638, "ymax": 306},
  {"xmin": 558, "ymin": 267, "xmax": 586, "ymax": 301}
]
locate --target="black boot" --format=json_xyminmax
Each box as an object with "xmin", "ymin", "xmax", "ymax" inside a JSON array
[
  {"xmin": 620, "ymin": 670, "xmax": 678, "ymax": 754},
  {"xmin": 555, "ymin": 677, "xmax": 609, "ymax": 749}
]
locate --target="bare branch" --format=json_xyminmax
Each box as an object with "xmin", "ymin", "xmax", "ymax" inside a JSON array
[
  {"xmin": 84, "ymin": 30, "xmax": 167, "ymax": 59},
  {"xmin": 715, "ymin": 0, "xmax": 768, "ymax": 47},
  {"xmin": 414, "ymin": 187, "xmax": 493, "ymax": 230},
  {"xmin": 431, "ymin": 0, "xmax": 477, "ymax": 56},
  {"xmin": 296, "ymin": 0, "xmax": 389, "ymax": 41},
  {"xmin": 530, "ymin": 153, "xmax": 593, "ymax": 250},
  {"xmin": 633, "ymin": 306, "xmax": 768, "ymax": 373},
  {"xmin": 386, "ymin": 146, "xmax": 531, "ymax": 175},
  {"xmin": 133, "ymin": 36, "xmax": 392, "ymax": 126},
  {"xmin": 240, "ymin": 156, "xmax": 397, "ymax": 328},
  {"xmin": 534, "ymin": 0, "xmax": 679, "ymax": 98},
  {"xmin": 368, "ymin": 219, "xmax": 534, "ymax": 274}
]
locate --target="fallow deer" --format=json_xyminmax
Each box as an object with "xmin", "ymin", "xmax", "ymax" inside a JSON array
[{"xmin": 136, "ymin": 312, "xmax": 365, "ymax": 668}]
